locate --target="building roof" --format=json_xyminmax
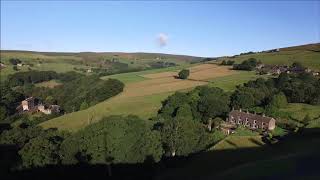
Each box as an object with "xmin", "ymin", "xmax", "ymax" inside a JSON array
[
  {"xmin": 229, "ymin": 110, "xmax": 274, "ymax": 124},
  {"xmin": 23, "ymin": 97, "xmax": 35, "ymax": 102}
]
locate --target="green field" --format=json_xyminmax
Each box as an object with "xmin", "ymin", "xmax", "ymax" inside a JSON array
[
  {"xmin": 40, "ymin": 92, "xmax": 173, "ymax": 132},
  {"xmin": 208, "ymin": 71, "xmax": 270, "ymax": 91},
  {"xmin": 158, "ymin": 130, "xmax": 320, "ymax": 179},
  {"xmin": 101, "ymin": 64, "xmax": 191, "ymax": 83},
  {"xmin": 279, "ymin": 103, "xmax": 320, "ymax": 121},
  {"xmin": 211, "ymin": 136, "xmax": 264, "ymax": 150},
  {"xmin": 0, "ymin": 50, "xmax": 200, "ymax": 82},
  {"xmin": 217, "ymin": 43, "xmax": 320, "ymax": 71}
]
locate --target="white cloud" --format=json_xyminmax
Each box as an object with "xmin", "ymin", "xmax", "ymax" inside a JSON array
[{"xmin": 156, "ymin": 33, "xmax": 169, "ymax": 47}]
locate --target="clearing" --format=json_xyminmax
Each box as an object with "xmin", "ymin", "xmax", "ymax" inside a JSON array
[{"xmin": 35, "ymin": 80, "xmax": 62, "ymax": 88}]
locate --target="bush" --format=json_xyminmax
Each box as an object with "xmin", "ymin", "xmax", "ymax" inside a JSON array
[
  {"xmin": 233, "ymin": 58, "xmax": 259, "ymax": 71},
  {"xmin": 178, "ymin": 69, "xmax": 190, "ymax": 79}
]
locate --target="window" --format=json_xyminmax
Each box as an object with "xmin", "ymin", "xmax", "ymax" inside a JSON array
[{"xmin": 253, "ymin": 120, "xmax": 257, "ymax": 124}]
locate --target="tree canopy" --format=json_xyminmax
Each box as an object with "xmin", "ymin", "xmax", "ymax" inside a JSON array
[{"xmin": 178, "ymin": 69, "xmax": 190, "ymax": 79}]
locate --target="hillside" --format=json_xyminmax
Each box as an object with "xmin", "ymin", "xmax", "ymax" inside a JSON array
[
  {"xmin": 217, "ymin": 43, "xmax": 320, "ymax": 70},
  {"xmin": 156, "ymin": 129, "xmax": 320, "ymax": 179},
  {"xmin": 0, "ymin": 50, "xmax": 203, "ymax": 80}
]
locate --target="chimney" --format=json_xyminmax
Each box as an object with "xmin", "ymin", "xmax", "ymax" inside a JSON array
[
  {"xmin": 239, "ymin": 108, "xmax": 242, "ymax": 112},
  {"xmin": 232, "ymin": 107, "xmax": 234, "ymax": 111},
  {"xmin": 262, "ymin": 113, "xmax": 265, "ymax": 117},
  {"xmin": 246, "ymin": 109, "xmax": 249, "ymax": 114}
]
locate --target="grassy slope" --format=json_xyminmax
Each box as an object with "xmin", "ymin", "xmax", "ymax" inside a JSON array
[
  {"xmin": 158, "ymin": 130, "xmax": 320, "ymax": 179},
  {"xmin": 0, "ymin": 51, "xmax": 200, "ymax": 81},
  {"xmin": 40, "ymin": 92, "xmax": 173, "ymax": 132},
  {"xmin": 211, "ymin": 136, "xmax": 264, "ymax": 150},
  {"xmin": 217, "ymin": 43, "xmax": 320, "ymax": 70},
  {"xmin": 40, "ymin": 64, "xmax": 238, "ymax": 131},
  {"xmin": 208, "ymin": 70, "xmax": 270, "ymax": 91},
  {"xmin": 100, "ymin": 64, "xmax": 191, "ymax": 83},
  {"xmin": 279, "ymin": 103, "xmax": 320, "ymax": 121}
]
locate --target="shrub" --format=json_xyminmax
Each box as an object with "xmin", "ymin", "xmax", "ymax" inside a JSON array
[{"xmin": 178, "ymin": 69, "xmax": 190, "ymax": 79}]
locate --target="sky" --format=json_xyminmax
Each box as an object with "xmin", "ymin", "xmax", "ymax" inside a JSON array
[{"xmin": 1, "ymin": 1, "xmax": 319, "ymax": 57}]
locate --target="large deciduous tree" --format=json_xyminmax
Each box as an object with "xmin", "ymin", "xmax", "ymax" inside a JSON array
[{"xmin": 60, "ymin": 115, "xmax": 163, "ymax": 165}]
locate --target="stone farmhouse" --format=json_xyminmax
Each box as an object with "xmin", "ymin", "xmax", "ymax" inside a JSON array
[
  {"xmin": 258, "ymin": 64, "xmax": 319, "ymax": 76},
  {"xmin": 38, "ymin": 104, "xmax": 60, "ymax": 115},
  {"xmin": 226, "ymin": 109, "xmax": 276, "ymax": 131},
  {"xmin": 18, "ymin": 97, "xmax": 60, "ymax": 115},
  {"xmin": 22, "ymin": 97, "xmax": 36, "ymax": 111}
]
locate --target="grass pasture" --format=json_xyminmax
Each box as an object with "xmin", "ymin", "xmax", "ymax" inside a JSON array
[
  {"xmin": 158, "ymin": 130, "xmax": 320, "ymax": 179},
  {"xmin": 279, "ymin": 103, "xmax": 320, "ymax": 122},
  {"xmin": 208, "ymin": 70, "xmax": 270, "ymax": 91},
  {"xmin": 217, "ymin": 43, "xmax": 320, "ymax": 70},
  {"xmin": 40, "ymin": 92, "xmax": 173, "ymax": 131},
  {"xmin": 211, "ymin": 136, "xmax": 264, "ymax": 150}
]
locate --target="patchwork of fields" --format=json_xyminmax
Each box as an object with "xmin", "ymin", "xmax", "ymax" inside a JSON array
[{"xmin": 40, "ymin": 64, "xmax": 241, "ymax": 131}]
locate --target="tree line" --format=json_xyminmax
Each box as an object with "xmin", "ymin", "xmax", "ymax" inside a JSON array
[{"xmin": 0, "ymin": 71, "xmax": 124, "ymax": 122}]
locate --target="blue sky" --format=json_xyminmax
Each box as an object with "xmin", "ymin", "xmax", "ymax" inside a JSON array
[{"xmin": 1, "ymin": 1, "xmax": 319, "ymax": 57}]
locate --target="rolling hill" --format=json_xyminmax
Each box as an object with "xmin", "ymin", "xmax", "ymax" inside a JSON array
[{"xmin": 217, "ymin": 43, "xmax": 320, "ymax": 70}]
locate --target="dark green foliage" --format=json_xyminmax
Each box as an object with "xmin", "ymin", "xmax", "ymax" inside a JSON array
[
  {"xmin": 148, "ymin": 61, "xmax": 176, "ymax": 68},
  {"xmin": 0, "ymin": 105, "xmax": 7, "ymax": 121},
  {"xmin": 158, "ymin": 92, "xmax": 190, "ymax": 119},
  {"xmin": 51, "ymin": 76, "xmax": 124, "ymax": 112},
  {"xmin": 80, "ymin": 101, "xmax": 89, "ymax": 110},
  {"xmin": 1, "ymin": 71, "xmax": 124, "ymax": 121},
  {"xmin": 231, "ymin": 87, "xmax": 258, "ymax": 109},
  {"xmin": 9, "ymin": 58, "xmax": 22, "ymax": 65},
  {"xmin": 8, "ymin": 71, "xmax": 58, "ymax": 87},
  {"xmin": 0, "ymin": 82, "xmax": 24, "ymax": 119},
  {"xmin": 198, "ymin": 87, "xmax": 230, "ymax": 122},
  {"xmin": 221, "ymin": 60, "xmax": 235, "ymax": 65},
  {"xmin": 0, "ymin": 126, "xmax": 43, "ymax": 148},
  {"xmin": 159, "ymin": 86, "xmax": 230, "ymax": 123},
  {"xmin": 16, "ymin": 73, "xmax": 124, "ymax": 113},
  {"xmin": 276, "ymin": 72, "xmax": 320, "ymax": 104},
  {"xmin": 18, "ymin": 129, "xmax": 69, "ymax": 168},
  {"xmin": 291, "ymin": 61, "xmax": 304, "ymax": 70},
  {"xmin": 178, "ymin": 69, "xmax": 190, "ymax": 79},
  {"xmin": 60, "ymin": 115, "xmax": 163, "ymax": 164},
  {"xmin": 303, "ymin": 114, "xmax": 312, "ymax": 123},
  {"xmin": 160, "ymin": 118, "xmax": 211, "ymax": 157},
  {"xmin": 230, "ymin": 73, "xmax": 320, "ymax": 127},
  {"xmin": 233, "ymin": 58, "xmax": 260, "ymax": 71},
  {"xmin": 12, "ymin": 65, "xmax": 18, "ymax": 71},
  {"xmin": 268, "ymin": 92, "xmax": 288, "ymax": 109}
]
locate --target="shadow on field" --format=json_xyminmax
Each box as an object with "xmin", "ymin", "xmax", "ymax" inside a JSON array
[{"xmin": 1, "ymin": 128, "xmax": 320, "ymax": 180}]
